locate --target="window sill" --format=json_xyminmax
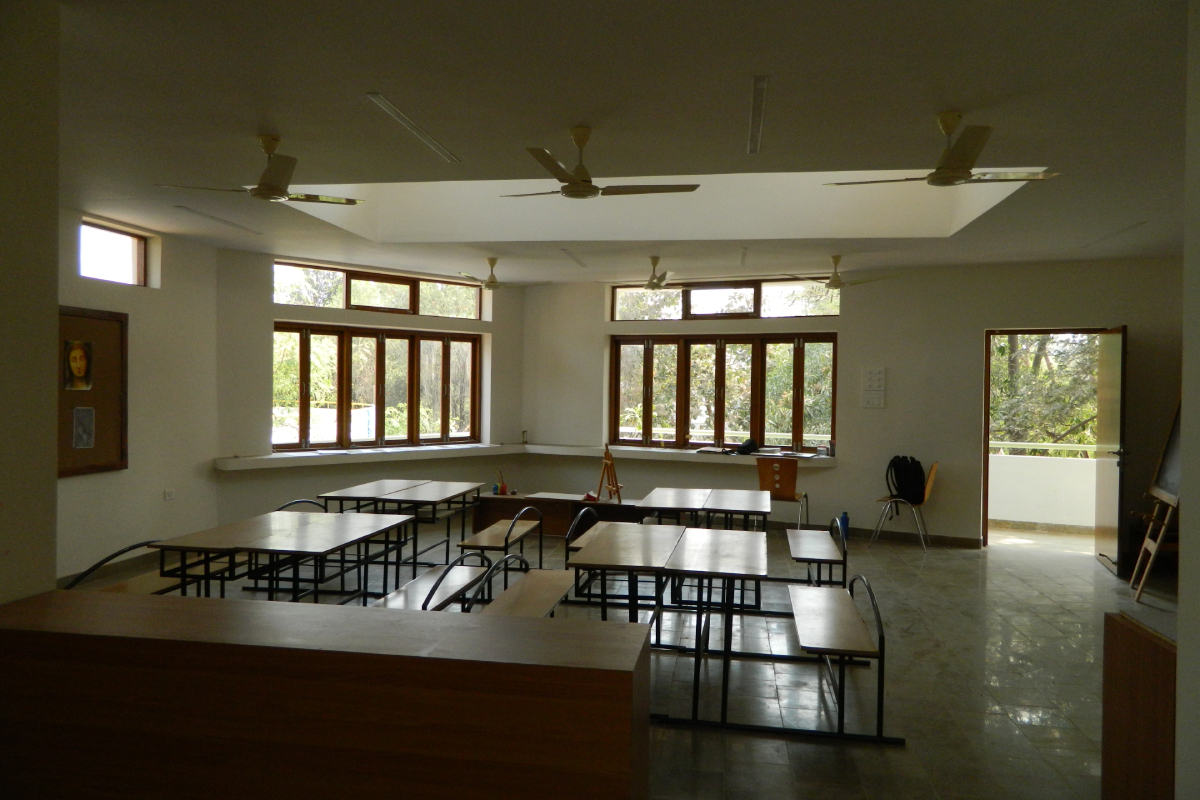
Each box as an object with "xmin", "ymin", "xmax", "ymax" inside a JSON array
[
  {"xmin": 214, "ymin": 443, "xmax": 524, "ymax": 471},
  {"xmin": 213, "ymin": 443, "xmax": 837, "ymax": 471},
  {"xmin": 526, "ymin": 444, "xmax": 837, "ymax": 467}
]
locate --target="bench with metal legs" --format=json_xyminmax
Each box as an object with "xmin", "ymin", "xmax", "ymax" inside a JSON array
[
  {"xmin": 457, "ymin": 506, "xmax": 543, "ymax": 588},
  {"xmin": 373, "ymin": 551, "xmax": 493, "ymax": 611}
]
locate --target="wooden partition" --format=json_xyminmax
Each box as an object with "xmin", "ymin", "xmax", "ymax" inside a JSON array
[
  {"xmin": 0, "ymin": 591, "xmax": 649, "ymax": 799},
  {"xmin": 1102, "ymin": 612, "xmax": 1175, "ymax": 799},
  {"xmin": 475, "ymin": 492, "xmax": 644, "ymax": 537}
]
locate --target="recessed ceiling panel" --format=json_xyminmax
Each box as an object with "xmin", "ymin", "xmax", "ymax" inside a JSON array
[{"xmin": 286, "ymin": 170, "xmax": 1034, "ymax": 244}]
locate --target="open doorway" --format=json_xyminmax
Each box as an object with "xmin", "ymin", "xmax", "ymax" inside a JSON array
[{"xmin": 983, "ymin": 329, "xmax": 1119, "ymax": 548}]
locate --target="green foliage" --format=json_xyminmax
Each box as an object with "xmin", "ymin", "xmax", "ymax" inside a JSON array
[
  {"xmin": 420, "ymin": 281, "xmax": 478, "ymax": 318},
  {"xmin": 273, "ymin": 264, "xmax": 344, "ymax": 308},
  {"xmin": 615, "ymin": 288, "xmax": 682, "ymax": 320},
  {"xmin": 990, "ymin": 334, "xmax": 1098, "ymax": 457}
]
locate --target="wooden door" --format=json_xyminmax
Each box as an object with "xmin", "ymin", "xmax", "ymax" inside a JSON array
[{"xmin": 1094, "ymin": 326, "xmax": 1127, "ymax": 573}]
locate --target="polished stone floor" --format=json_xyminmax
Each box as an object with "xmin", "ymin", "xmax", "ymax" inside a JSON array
[{"xmin": 191, "ymin": 519, "xmax": 1177, "ymax": 799}]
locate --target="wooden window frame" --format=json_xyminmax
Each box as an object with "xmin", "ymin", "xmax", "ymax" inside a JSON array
[
  {"xmin": 273, "ymin": 262, "xmax": 482, "ymax": 320},
  {"xmin": 346, "ymin": 271, "xmax": 417, "ymax": 315},
  {"xmin": 610, "ymin": 278, "xmax": 839, "ymax": 321},
  {"xmin": 80, "ymin": 222, "xmax": 147, "ymax": 286},
  {"xmin": 682, "ymin": 281, "xmax": 760, "ymax": 320},
  {"xmin": 609, "ymin": 333, "xmax": 837, "ymax": 453},
  {"xmin": 272, "ymin": 322, "xmax": 480, "ymax": 452}
]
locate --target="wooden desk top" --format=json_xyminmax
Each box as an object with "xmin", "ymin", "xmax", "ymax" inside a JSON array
[
  {"xmin": 663, "ymin": 528, "xmax": 768, "ymax": 579},
  {"xmin": 0, "ymin": 591, "xmax": 649, "ymax": 673},
  {"xmin": 569, "ymin": 524, "xmax": 687, "ymax": 572},
  {"xmin": 150, "ymin": 512, "xmax": 412, "ymax": 555},
  {"xmin": 703, "ymin": 489, "xmax": 771, "ymax": 514},
  {"xmin": 637, "ymin": 487, "xmax": 712, "ymax": 510},
  {"xmin": 319, "ymin": 479, "xmax": 431, "ymax": 500},
  {"xmin": 379, "ymin": 481, "xmax": 483, "ymax": 504}
]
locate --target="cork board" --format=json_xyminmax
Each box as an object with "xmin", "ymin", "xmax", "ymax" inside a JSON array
[{"xmin": 58, "ymin": 306, "xmax": 127, "ymax": 477}]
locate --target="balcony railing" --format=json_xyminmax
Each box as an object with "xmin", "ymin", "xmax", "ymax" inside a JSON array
[{"xmin": 989, "ymin": 441, "xmax": 1098, "ymax": 454}]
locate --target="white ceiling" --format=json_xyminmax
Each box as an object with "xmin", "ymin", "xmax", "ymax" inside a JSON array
[{"xmin": 61, "ymin": 1, "xmax": 1186, "ymax": 284}]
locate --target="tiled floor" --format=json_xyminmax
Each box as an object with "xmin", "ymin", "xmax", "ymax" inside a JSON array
[{"xmin": 213, "ymin": 520, "xmax": 1177, "ymax": 799}]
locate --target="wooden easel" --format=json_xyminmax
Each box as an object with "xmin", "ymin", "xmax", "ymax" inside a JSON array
[
  {"xmin": 597, "ymin": 444, "xmax": 623, "ymax": 503},
  {"xmin": 1129, "ymin": 498, "xmax": 1177, "ymax": 602},
  {"xmin": 1130, "ymin": 403, "xmax": 1181, "ymax": 602}
]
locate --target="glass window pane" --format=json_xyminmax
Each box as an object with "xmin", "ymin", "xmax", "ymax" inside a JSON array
[
  {"xmin": 614, "ymin": 288, "xmax": 683, "ymax": 320},
  {"xmin": 350, "ymin": 336, "xmax": 377, "ymax": 442},
  {"xmin": 762, "ymin": 281, "xmax": 840, "ymax": 317},
  {"xmin": 690, "ymin": 287, "xmax": 754, "ymax": 316},
  {"xmin": 689, "ymin": 344, "xmax": 716, "ymax": 444},
  {"xmin": 80, "ymin": 225, "xmax": 141, "ymax": 284},
  {"xmin": 764, "ymin": 343, "xmax": 794, "ymax": 448},
  {"xmin": 272, "ymin": 331, "xmax": 301, "ymax": 445},
  {"xmin": 449, "ymin": 341, "xmax": 473, "ymax": 438},
  {"xmin": 308, "ymin": 333, "xmax": 340, "ymax": 444},
  {"xmin": 350, "ymin": 277, "xmax": 411, "ymax": 310},
  {"xmin": 419, "ymin": 281, "xmax": 479, "ymax": 318},
  {"xmin": 803, "ymin": 342, "xmax": 834, "ymax": 448},
  {"xmin": 273, "ymin": 264, "xmax": 345, "ymax": 308},
  {"xmin": 723, "ymin": 343, "xmax": 752, "ymax": 445},
  {"xmin": 384, "ymin": 338, "xmax": 409, "ymax": 440},
  {"xmin": 651, "ymin": 344, "xmax": 677, "ymax": 443},
  {"xmin": 617, "ymin": 344, "xmax": 645, "ymax": 440},
  {"xmin": 419, "ymin": 340, "xmax": 443, "ymax": 439}
]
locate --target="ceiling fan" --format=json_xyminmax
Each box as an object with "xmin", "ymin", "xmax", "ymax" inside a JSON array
[
  {"xmin": 827, "ymin": 111, "xmax": 1057, "ymax": 187},
  {"xmin": 823, "ymin": 255, "xmax": 893, "ymax": 289},
  {"xmin": 504, "ymin": 126, "xmax": 701, "ymax": 199},
  {"xmin": 158, "ymin": 135, "xmax": 362, "ymax": 205},
  {"xmin": 458, "ymin": 258, "xmax": 547, "ymax": 291},
  {"xmin": 643, "ymin": 256, "xmax": 671, "ymax": 290}
]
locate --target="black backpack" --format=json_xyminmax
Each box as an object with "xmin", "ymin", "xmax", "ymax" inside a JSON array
[
  {"xmin": 734, "ymin": 438, "xmax": 759, "ymax": 455},
  {"xmin": 887, "ymin": 456, "xmax": 926, "ymax": 505}
]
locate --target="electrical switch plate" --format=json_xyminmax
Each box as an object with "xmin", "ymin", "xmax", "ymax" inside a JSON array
[
  {"xmin": 163, "ymin": 489, "xmax": 176, "ymax": 501},
  {"xmin": 861, "ymin": 391, "xmax": 885, "ymax": 408},
  {"xmin": 862, "ymin": 367, "xmax": 886, "ymax": 392}
]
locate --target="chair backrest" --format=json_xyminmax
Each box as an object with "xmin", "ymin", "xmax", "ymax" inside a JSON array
[
  {"xmin": 276, "ymin": 499, "xmax": 327, "ymax": 512},
  {"xmin": 922, "ymin": 462, "xmax": 939, "ymax": 505},
  {"xmin": 831, "ymin": 516, "xmax": 848, "ymax": 554},
  {"xmin": 564, "ymin": 507, "xmax": 599, "ymax": 548},
  {"xmin": 757, "ymin": 457, "xmax": 799, "ymax": 501}
]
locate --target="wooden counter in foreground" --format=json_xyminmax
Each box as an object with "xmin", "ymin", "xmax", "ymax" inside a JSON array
[{"xmin": 0, "ymin": 591, "xmax": 649, "ymax": 799}]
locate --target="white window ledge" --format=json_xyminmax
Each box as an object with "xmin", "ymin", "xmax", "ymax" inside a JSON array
[{"xmin": 214, "ymin": 443, "xmax": 836, "ymax": 472}]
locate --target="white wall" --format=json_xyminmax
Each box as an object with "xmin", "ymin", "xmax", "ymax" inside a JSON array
[
  {"xmin": 0, "ymin": 0, "xmax": 59, "ymax": 603},
  {"xmin": 56, "ymin": 211, "xmax": 222, "ymax": 576},
  {"xmin": 986, "ymin": 455, "xmax": 1095, "ymax": 527},
  {"xmin": 522, "ymin": 258, "xmax": 1182, "ymax": 541},
  {"xmin": 1176, "ymin": 0, "xmax": 1200, "ymax": 789}
]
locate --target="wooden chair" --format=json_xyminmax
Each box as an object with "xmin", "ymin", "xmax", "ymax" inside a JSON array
[
  {"xmin": 757, "ymin": 457, "xmax": 801, "ymax": 501},
  {"xmin": 870, "ymin": 462, "xmax": 938, "ymax": 552}
]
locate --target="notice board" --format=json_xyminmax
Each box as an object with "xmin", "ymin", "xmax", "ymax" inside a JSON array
[{"xmin": 58, "ymin": 306, "xmax": 127, "ymax": 477}]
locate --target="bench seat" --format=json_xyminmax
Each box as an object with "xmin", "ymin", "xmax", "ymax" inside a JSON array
[
  {"xmin": 458, "ymin": 519, "xmax": 540, "ymax": 551},
  {"xmin": 373, "ymin": 565, "xmax": 489, "ymax": 611},
  {"xmin": 480, "ymin": 569, "xmax": 575, "ymax": 617},
  {"xmin": 787, "ymin": 584, "xmax": 878, "ymax": 659},
  {"xmin": 88, "ymin": 571, "xmax": 182, "ymax": 595},
  {"xmin": 786, "ymin": 529, "xmax": 843, "ymax": 564}
]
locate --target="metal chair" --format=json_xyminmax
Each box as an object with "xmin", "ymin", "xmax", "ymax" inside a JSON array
[{"xmin": 870, "ymin": 462, "xmax": 938, "ymax": 551}]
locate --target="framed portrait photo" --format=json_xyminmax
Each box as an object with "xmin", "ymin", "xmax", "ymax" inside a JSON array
[{"xmin": 59, "ymin": 307, "xmax": 127, "ymax": 477}]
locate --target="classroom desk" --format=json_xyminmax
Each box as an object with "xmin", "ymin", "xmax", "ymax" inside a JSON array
[
  {"xmin": 375, "ymin": 481, "xmax": 482, "ymax": 541},
  {"xmin": 150, "ymin": 512, "xmax": 413, "ymax": 603},
  {"xmin": 0, "ymin": 591, "xmax": 650, "ymax": 799},
  {"xmin": 701, "ymin": 489, "xmax": 772, "ymax": 530},
  {"xmin": 637, "ymin": 488, "xmax": 713, "ymax": 526},
  {"xmin": 664, "ymin": 528, "xmax": 769, "ymax": 724},
  {"xmin": 569, "ymin": 524, "xmax": 687, "ymax": 625},
  {"xmin": 319, "ymin": 479, "xmax": 431, "ymax": 512}
]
